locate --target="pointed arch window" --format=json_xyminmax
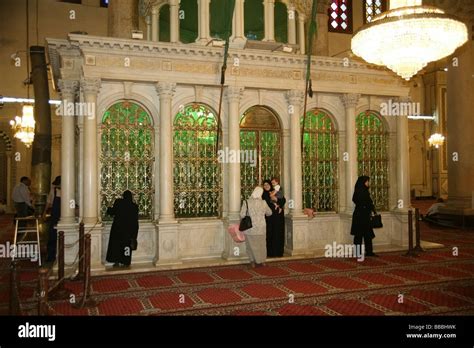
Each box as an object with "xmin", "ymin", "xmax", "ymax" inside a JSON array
[{"xmin": 328, "ymin": 0, "xmax": 353, "ymax": 33}]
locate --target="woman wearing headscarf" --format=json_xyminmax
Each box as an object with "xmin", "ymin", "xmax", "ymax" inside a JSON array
[
  {"xmin": 262, "ymin": 179, "xmax": 286, "ymax": 257},
  {"xmin": 106, "ymin": 190, "xmax": 139, "ymax": 267},
  {"xmin": 350, "ymin": 176, "xmax": 378, "ymax": 256},
  {"xmin": 240, "ymin": 186, "xmax": 272, "ymax": 268}
]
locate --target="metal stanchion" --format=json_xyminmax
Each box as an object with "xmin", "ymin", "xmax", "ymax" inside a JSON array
[
  {"xmin": 405, "ymin": 209, "xmax": 418, "ymax": 257},
  {"xmin": 72, "ymin": 222, "xmax": 85, "ymax": 281},
  {"xmin": 414, "ymin": 208, "xmax": 425, "ymax": 252},
  {"xmin": 38, "ymin": 268, "xmax": 49, "ymax": 315},
  {"xmin": 49, "ymin": 231, "xmax": 69, "ymax": 300},
  {"xmin": 73, "ymin": 234, "xmax": 96, "ymax": 308},
  {"xmin": 9, "ymin": 260, "xmax": 21, "ymax": 315}
]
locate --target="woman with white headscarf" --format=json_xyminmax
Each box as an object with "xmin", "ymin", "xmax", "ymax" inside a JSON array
[{"xmin": 240, "ymin": 186, "xmax": 272, "ymax": 268}]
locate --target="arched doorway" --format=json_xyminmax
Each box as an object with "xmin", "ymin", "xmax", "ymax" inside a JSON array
[
  {"xmin": 100, "ymin": 101, "xmax": 155, "ymax": 220},
  {"xmin": 240, "ymin": 106, "xmax": 282, "ymax": 200}
]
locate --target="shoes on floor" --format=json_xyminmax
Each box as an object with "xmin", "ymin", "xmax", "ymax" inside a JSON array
[{"xmin": 249, "ymin": 262, "xmax": 256, "ymax": 269}]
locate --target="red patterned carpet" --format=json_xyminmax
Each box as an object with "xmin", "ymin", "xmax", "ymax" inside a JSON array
[{"xmin": 1, "ymin": 201, "xmax": 473, "ymax": 316}]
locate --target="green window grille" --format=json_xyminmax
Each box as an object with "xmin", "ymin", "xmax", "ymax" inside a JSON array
[
  {"xmin": 100, "ymin": 101, "xmax": 155, "ymax": 220},
  {"xmin": 356, "ymin": 111, "xmax": 389, "ymax": 211},
  {"xmin": 173, "ymin": 104, "xmax": 221, "ymax": 218},
  {"xmin": 302, "ymin": 109, "xmax": 339, "ymax": 212},
  {"xmin": 240, "ymin": 106, "xmax": 281, "ymax": 200}
]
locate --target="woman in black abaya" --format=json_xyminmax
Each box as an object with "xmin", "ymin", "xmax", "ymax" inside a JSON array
[
  {"xmin": 350, "ymin": 176, "xmax": 377, "ymax": 257},
  {"xmin": 106, "ymin": 190, "xmax": 139, "ymax": 267},
  {"xmin": 262, "ymin": 180, "xmax": 286, "ymax": 257}
]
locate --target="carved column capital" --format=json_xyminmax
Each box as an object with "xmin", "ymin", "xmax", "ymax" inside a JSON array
[
  {"xmin": 340, "ymin": 93, "xmax": 361, "ymax": 109},
  {"xmin": 58, "ymin": 79, "xmax": 79, "ymax": 100},
  {"xmin": 80, "ymin": 78, "xmax": 101, "ymax": 96},
  {"xmin": 155, "ymin": 81, "xmax": 176, "ymax": 99},
  {"xmin": 226, "ymin": 86, "xmax": 244, "ymax": 103},
  {"xmin": 285, "ymin": 89, "xmax": 305, "ymax": 108}
]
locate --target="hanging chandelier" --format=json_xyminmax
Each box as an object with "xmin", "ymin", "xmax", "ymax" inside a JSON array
[
  {"xmin": 351, "ymin": 0, "xmax": 468, "ymax": 80},
  {"xmin": 428, "ymin": 133, "xmax": 445, "ymax": 148},
  {"xmin": 10, "ymin": 105, "xmax": 35, "ymax": 148}
]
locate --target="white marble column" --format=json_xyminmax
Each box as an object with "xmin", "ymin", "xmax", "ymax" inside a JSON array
[
  {"xmin": 58, "ymin": 79, "xmax": 78, "ymax": 224},
  {"xmin": 81, "ymin": 78, "xmax": 101, "ymax": 225},
  {"xmin": 226, "ymin": 86, "xmax": 244, "ymax": 221},
  {"xmin": 287, "ymin": 5, "xmax": 296, "ymax": 45},
  {"xmin": 6, "ymin": 151, "xmax": 12, "ymax": 213},
  {"xmin": 340, "ymin": 93, "xmax": 360, "ymax": 212},
  {"xmin": 298, "ymin": 14, "xmax": 305, "ymax": 54},
  {"xmin": 156, "ymin": 82, "xmax": 176, "ymax": 222},
  {"xmin": 263, "ymin": 0, "xmax": 275, "ymax": 42},
  {"xmin": 286, "ymin": 90, "xmax": 304, "ymax": 215},
  {"xmin": 232, "ymin": 0, "xmax": 246, "ymax": 45},
  {"xmin": 151, "ymin": 6, "xmax": 159, "ymax": 41},
  {"xmin": 397, "ymin": 97, "xmax": 411, "ymax": 210},
  {"xmin": 196, "ymin": 0, "xmax": 211, "ymax": 44},
  {"xmin": 170, "ymin": 0, "xmax": 180, "ymax": 43}
]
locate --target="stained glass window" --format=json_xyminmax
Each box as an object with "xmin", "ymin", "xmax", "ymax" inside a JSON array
[
  {"xmin": 173, "ymin": 104, "xmax": 221, "ymax": 218},
  {"xmin": 356, "ymin": 111, "xmax": 389, "ymax": 211},
  {"xmin": 240, "ymin": 106, "xmax": 281, "ymax": 200},
  {"xmin": 364, "ymin": 0, "xmax": 386, "ymax": 23},
  {"xmin": 302, "ymin": 109, "xmax": 339, "ymax": 212},
  {"xmin": 100, "ymin": 101, "xmax": 155, "ymax": 220},
  {"xmin": 328, "ymin": 0, "xmax": 353, "ymax": 33}
]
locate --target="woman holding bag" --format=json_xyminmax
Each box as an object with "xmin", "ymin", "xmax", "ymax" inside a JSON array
[
  {"xmin": 240, "ymin": 186, "xmax": 272, "ymax": 268},
  {"xmin": 350, "ymin": 176, "xmax": 378, "ymax": 257}
]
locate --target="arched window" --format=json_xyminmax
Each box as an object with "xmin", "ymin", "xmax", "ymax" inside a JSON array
[
  {"xmin": 240, "ymin": 106, "xmax": 281, "ymax": 200},
  {"xmin": 356, "ymin": 111, "xmax": 389, "ymax": 211},
  {"xmin": 301, "ymin": 109, "xmax": 338, "ymax": 212},
  {"xmin": 244, "ymin": 0, "xmax": 264, "ymax": 40},
  {"xmin": 100, "ymin": 101, "xmax": 155, "ymax": 220},
  {"xmin": 173, "ymin": 104, "xmax": 221, "ymax": 218},
  {"xmin": 364, "ymin": 0, "xmax": 386, "ymax": 23},
  {"xmin": 328, "ymin": 0, "xmax": 353, "ymax": 33}
]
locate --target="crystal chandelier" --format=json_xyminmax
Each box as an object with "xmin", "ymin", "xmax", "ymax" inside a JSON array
[
  {"xmin": 428, "ymin": 133, "xmax": 445, "ymax": 149},
  {"xmin": 10, "ymin": 105, "xmax": 35, "ymax": 147},
  {"xmin": 351, "ymin": 0, "xmax": 468, "ymax": 80}
]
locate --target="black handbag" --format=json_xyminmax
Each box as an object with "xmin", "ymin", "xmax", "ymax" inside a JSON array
[
  {"xmin": 370, "ymin": 213, "xmax": 383, "ymax": 229},
  {"xmin": 239, "ymin": 200, "xmax": 253, "ymax": 231}
]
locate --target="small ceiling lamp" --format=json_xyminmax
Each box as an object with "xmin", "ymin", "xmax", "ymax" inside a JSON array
[
  {"xmin": 351, "ymin": 0, "xmax": 468, "ymax": 80},
  {"xmin": 10, "ymin": 105, "xmax": 35, "ymax": 148}
]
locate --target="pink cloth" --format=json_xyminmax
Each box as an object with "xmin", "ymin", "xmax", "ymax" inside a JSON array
[{"xmin": 228, "ymin": 224, "xmax": 245, "ymax": 243}]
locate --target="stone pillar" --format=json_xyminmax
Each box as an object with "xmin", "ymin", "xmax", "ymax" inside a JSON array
[
  {"xmin": 196, "ymin": 0, "xmax": 211, "ymax": 44},
  {"xmin": 58, "ymin": 79, "xmax": 78, "ymax": 224},
  {"xmin": 146, "ymin": 15, "xmax": 152, "ymax": 41},
  {"xmin": 298, "ymin": 15, "xmax": 305, "ymax": 54},
  {"xmin": 397, "ymin": 97, "xmax": 411, "ymax": 210},
  {"xmin": 340, "ymin": 93, "xmax": 360, "ymax": 212},
  {"xmin": 445, "ymin": 40, "xmax": 474, "ymax": 211},
  {"xmin": 81, "ymin": 78, "xmax": 101, "ymax": 225},
  {"xmin": 287, "ymin": 5, "xmax": 297, "ymax": 45},
  {"xmin": 226, "ymin": 86, "xmax": 244, "ymax": 220},
  {"xmin": 286, "ymin": 90, "xmax": 304, "ymax": 215},
  {"xmin": 170, "ymin": 0, "xmax": 180, "ymax": 43},
  {"xmin": 263, "ymin": 0, "xmax": 275, "ymax": 42},
  {"xmin": 232, "ymin": 0, "xmax": 246, "ymax": 45},
  {"xmin": 156, "ymin": 82, "xmax": 176, "ymax": 222},
  {"xmin": 6, "ymin": 151, "xmax": 12, "ymax": 213},
  {"xmin": 151, "ymin": 6, "xmax": 159, "ymax": 41},
  {"xmin": 314, "ymin": 13, "xmax": 329, "ymax": 56},
  {"xmin": 108, "ymin": 0, "xmax": 139, "ymax": 39}
]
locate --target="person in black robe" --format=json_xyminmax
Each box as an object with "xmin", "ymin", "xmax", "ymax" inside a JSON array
[
  {"xmin": 262, "ymin": 179, "xmax": 286, "ymax": 257},
  {"xmin": 350, "ymin": 176, "xmax": 377, "ymax": 257},
  {"xmin": 106, "ymin": 190, "xmax": 139, "ymax": 267}
]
